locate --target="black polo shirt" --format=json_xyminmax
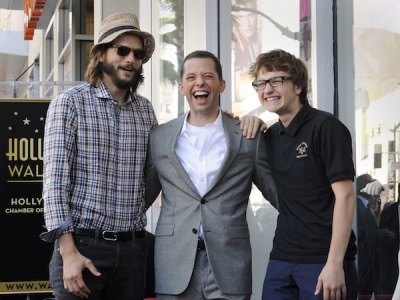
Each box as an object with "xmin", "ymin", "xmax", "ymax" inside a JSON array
[{"xmin": 264, "ymin": 102, "xmax": 357, "ymax": 263}]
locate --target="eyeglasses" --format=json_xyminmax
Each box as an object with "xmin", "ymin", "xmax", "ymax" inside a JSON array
[
  {"xmin": 111, "ymin": 45, "xmax": 146, "ymax": 60},
  {"xmin": 252, "ymin": 76, "xmax": 293, "ymax": 91}
]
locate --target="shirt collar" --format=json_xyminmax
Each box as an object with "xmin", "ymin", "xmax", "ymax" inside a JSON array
[
  {"xmin": 180, "ymin": 109, "xmax": 223, "ymax": 134},
  {"xmin": 95, "ymin": 82, "xmax": 132, "ymax": 105},
  {"xmin": 278, "ymin": 101, "xmax": 312, "ymax": 136},
  {"xmin": 357, "ymin": 195, "xmax": 369, "ymax": 208}
]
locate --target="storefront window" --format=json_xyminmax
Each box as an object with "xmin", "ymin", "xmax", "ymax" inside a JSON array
[
  {"xmin": 354, "ymin": 0, "xmax": 400, "ymax": 297},
  {"xmin": 231, "ymin": 0, "xmax": 311, "ymax": 125},
  {"xmin": 152, "ymin": 0, "xmax": 184, "ymax": 125}
]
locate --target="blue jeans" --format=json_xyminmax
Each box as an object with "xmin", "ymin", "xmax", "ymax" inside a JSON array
[
  {"xmin": 49, "ymin": 234, "xmax": 147, "ymax": 300},
  {"xmin": 262, "ymin": 259, "xmax": 359, "ymax": 300}
]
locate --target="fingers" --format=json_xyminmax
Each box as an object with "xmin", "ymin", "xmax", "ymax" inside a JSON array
[
  {"xmin": 317, "ymin": 282, "xmax": 346, "ymax": 300},
  {"xmin": 340, "ymin": 286, "xmax": 347, "ymax": 300},
  {"xmin": 63, "ymin": 260, "xmax": 100, "ymax": 298},
  {"xmin": 86, "ymin": 260, "xmax": 101, "ymax": 277},
  {"xmin": 64, "ymin": 275, "xmax": 91, "ymax": 298},
  {"xmin": 314, "ymin": 279, "xmax": 322, "ymax": 297},
  {"xmin": 240, "ymin": 117, "xmax": 255, "ymax": 139},
  {"xmin": 240, "ymin": 116, "xmax": 266, "ymax": 139},
  {"xmin": 323, "ymin": 287, "xmax": 346, "ymax": 300}
]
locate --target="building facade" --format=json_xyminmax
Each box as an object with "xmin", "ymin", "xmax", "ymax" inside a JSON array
[{"xmin": 0, "ymin": 0, "xmax": 399, "ymax": 299}]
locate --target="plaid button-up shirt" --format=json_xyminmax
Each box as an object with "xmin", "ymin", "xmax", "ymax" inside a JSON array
[{"xmin": 42, "ymin": 82, "xmax": 158, "ymax": 236}]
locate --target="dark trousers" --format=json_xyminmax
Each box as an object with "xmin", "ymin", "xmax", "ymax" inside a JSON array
[
  {"xmin": 49, "ymin": 234, "xmax": 147, "ymax": 300},
  {"xmin": 262, "ymin": 259, "xmax": 359, "ymax": 300}
]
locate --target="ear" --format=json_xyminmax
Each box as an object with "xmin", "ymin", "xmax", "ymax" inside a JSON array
[
  {"xmin": 295, "ymin": 84, "xmax": 302, "ymax": 95},
  {"xmin": 219, "ymin": 80, "xmax": 226, "ymax": 94},
  {"xmin": 178, "ymin": 82, "xmax": 184, "ymax": 95},
  {"xmin": 98, "ymin": 52, "xmax": 106, "ymax": 62}
]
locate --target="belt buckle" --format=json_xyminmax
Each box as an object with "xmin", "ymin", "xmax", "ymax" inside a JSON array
[{"xmin": 102, "ymin": 230, "xmax": 118, "ymax": 241}]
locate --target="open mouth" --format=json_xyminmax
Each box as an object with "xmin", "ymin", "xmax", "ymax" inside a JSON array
[
  {"xmin": 194, "ymin": 91, "xmax": 209, "ymax": 99},
  {"xmin": 120, "ymin": 66, "xmax": 133, "ymax": 73},
  {"xmin": 266, "ymin": 96, "xmax": 280, "ymax": 102}
]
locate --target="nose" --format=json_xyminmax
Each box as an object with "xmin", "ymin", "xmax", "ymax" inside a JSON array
[
  {"xmin": 195, "ymin": 75, "xmax": 205, "ymax": 85},
  {"xmin": 123, "ymin": 51, "xmax": 139, "ymax": 63},
  {"xmin": 128, "ymin": 52, "xmax": 137, "ymax": 61}
]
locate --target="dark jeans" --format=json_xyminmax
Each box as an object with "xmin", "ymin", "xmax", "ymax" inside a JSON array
[{"xmin": 49, "ymin": 234, "xmax": 147, "ymax": 300}]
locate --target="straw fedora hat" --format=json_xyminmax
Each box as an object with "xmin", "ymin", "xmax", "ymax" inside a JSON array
[{"xmin": 91, "ymin": 12, "xmax": 155, "ymax": 64}]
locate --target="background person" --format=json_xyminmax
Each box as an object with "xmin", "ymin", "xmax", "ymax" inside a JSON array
[
  {"xmin": 356, "ymin": 174, "xmax": 380, "ymax": 297},
  {"xmin": 376, "ymin": 185, "xmax": 399, "ymax": 295}
]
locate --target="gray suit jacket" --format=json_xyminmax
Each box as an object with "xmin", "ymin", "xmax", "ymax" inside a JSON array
[{"xmin": 145, "ymin": 113, "xmax": 278, "ymax": 295}]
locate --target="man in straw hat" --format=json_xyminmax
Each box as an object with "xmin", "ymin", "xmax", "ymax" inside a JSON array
[{"xmin": 40, "ymin": 12, "xmax": 157, "ymax": 299}]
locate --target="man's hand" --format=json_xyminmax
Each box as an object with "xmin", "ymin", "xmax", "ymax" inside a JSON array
[
  {"xmin": 240, "ymin": 115, "xmax": 267, "ymax": 139},
  {"xmin": 222, "ymin": 110, "xmax": 267, "ymax": 139},
  {"xmin": 314, "ymin": 262, "xmax": 346, "ymax": 300},
  {"xmin": 59, "ymin": 233, "xmax": 101, "ymax": 298},
  {"xmin": 62, "ymin": 251, "xmax": 101, "ymax": 298}
]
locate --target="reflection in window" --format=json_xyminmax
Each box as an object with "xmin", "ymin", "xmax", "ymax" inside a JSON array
[
  {"xmin": 354, "ymin": 0, "xmax": 400, "ymax": 297},
  {"xmin": 157, "ymin": 0, "xmax": 184, "ymax": 124},
  {"xmin": 231, "ymin": 0, "xmax": 312, "ymax": 229},
  {"xmin": 231, "ymin": 0, "xmax": 311, "ymax": 125}
]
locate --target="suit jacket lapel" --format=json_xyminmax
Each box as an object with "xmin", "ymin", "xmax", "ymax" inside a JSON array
[
  {"xmin": 166, "ymin": 114, "xmax": 201, "ymax": 197},
  {"xmin": 205, "ymin": 114, "xmax": 241, "ymax": 194}
]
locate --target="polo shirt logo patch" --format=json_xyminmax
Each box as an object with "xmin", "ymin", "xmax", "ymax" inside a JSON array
[{"xmin": 296, "ymin": 142, "xmax": 308, "ymax": 158}]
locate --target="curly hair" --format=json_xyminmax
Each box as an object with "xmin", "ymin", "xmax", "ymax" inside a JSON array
[{"xmin": 248, "ymin": 49, "xmax": 309, "ymax": 104}]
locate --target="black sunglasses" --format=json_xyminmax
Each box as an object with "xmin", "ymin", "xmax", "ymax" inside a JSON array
[{"xmin": 111, "ymin": 45, "xmax": 146, "ymax": 60}]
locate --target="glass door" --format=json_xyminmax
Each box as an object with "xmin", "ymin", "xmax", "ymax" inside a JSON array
[{"xmin": 354, "ymin": 0, "xmax": 400, "ymax": 297}]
